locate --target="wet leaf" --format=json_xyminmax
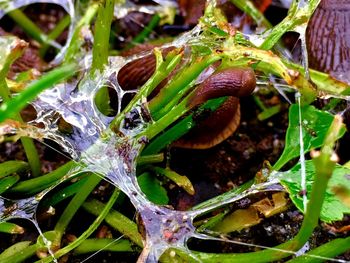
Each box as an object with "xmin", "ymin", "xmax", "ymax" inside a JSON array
[
  {"xmin": 332, "ymin": 186, "xmax": 350, "ymax": 208},
  {"xmin": 82, "ymin": 199, "xmax": 143, "ymax": 247},
  {"xmin": 251, "ymin": 192, "xmax": 289, "ymax": 218},
  {"xmin": 0, "ymin": 36, "xmax": 27, "ymax": 78},
  {"xmin": 212, "ymin": 193, "xmax": 289, "ymax": 233},
  {"xmin": 137, "ymin": 172, "xmax": 169, "ymax": 205},
  {"xmin": 280, "ymin": 161, "xmax": 350, "ymax": 222},
  {"xmin": 0, "ymin": 175, "xmax": 20, "ymax": 194},
  {"xmin": 36, "ymin": 230, "xmax": 57, "ymax": 256},
  {"xmin": 212, "ymin": 206, "xmax": 262, "ymax": 233},
  {"xmin": 0, "ymin": 241, "xmax": 31, "ymax": 261},
  {"xmin": 0, "ymin": 120, "xmax": 45, "ymax": 142},
  {"xmin": 6, "ymin": 69, "xmax": 41, "ymax": 93},
  {"xmin": 94, "ymin": 86, "xmax": 115, "ymax": 116},
  {"xmin": 0, "ymin": 222, "xmax": 24, "ymax": 234},
  {"xmin": 0, "ymin": 63, "xmax": 77, "ymax": 122},
  {"xmin": 0, "ymin": 160, "xmax": 29, "ymax": 179},
  {"xmin": 273, "ymin": 104, "xmax": 346, "ymax": 170},
  {"xmin": 152, "ymin": 167, "xmax": 195, "ymax": 195}
]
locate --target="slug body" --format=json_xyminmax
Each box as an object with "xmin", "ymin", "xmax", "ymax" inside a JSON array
[
  {"xmin": 118, "ymin": 45, "xmax": 256, "ymax": 149},
  {"xmin": 188, "ymin": 68, "xmax": 256, "ymax": 108},
  {"xmin": 176, "ymin": 68, "xmax": 256, "ymax": 149},
  {"xmin": 306, "ymin": 0, "xmax": 350, "ymax": 83}
]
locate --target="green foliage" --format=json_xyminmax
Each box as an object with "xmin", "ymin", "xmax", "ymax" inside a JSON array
[
  {"xmin": 0, "ymin": 36, "xmax": 25, "ymax": 78},
  {"xmin": 0, "ymin": 175, "xmax": 20, "ymax": 194},
  {"xmin": 273, "ymin": 104, "xmax": 346, "ymax": 170},
  {"xmin": 150, "ymin": 166, "xmax": 195, "ymax": 195},
  {"xmin": 0, "ymin": 63, "xmax": 77, "ymax": 122},
  {"xmin": 137, "ymin": 172, "xmax": 169, "ymax": 205},
  {"xmin": 0, "ymin": 36, "xmax": 42, "ymax": 177},
  {"xmin": 0, "ymin": 241, "xmax": 38, "ymax": 263},
  {"xmin": 82, "ymin": 199, "xmax": 143, "ymax": 247},
  {"xmin": 0, "ymin": 161, "xmax": 29, "ymax": 178},
  {"xmin": 41, "ymin": 177, "xmax": 89, "ymax": 207},
  {"xmin": 74, "ymin": 238, "xmax": 135, "ymax": 254},
  {"xmin": 94, "ymin": 86, "xmax": 115, "ymax": 116},
  {"xmin": 0, "ymin": 222, "xmax": 24, "ymax": 234},
  {"xmin": 281, "ymin": 160, "xmax": 350, "ymax": 222}
]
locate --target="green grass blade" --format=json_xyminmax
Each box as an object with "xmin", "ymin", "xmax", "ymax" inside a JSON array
[{"xmin": 0, "ymin": 63, "xmax": 77, "ymax": 122}]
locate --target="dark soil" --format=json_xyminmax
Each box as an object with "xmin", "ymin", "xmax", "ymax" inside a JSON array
[{"xmin": 169, "ymin": 96, "xmax": 288, "ymax": 210}]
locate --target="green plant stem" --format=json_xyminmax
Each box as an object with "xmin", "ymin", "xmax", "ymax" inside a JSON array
[
  {"xmin": 82, "ymin": 199, "xmax": 143, "ymax": 247},
  {"xmin": 111, "ymin": 49, "xmax": 182, "ymax": 129},
  {"xmin": 37, "ymin": 188, "xmax": 120, "ymax": 263},
  {"xmin": 74, "ymin": 238, "xmax": 137, "ymax": 254},
  {"xmin": 260, "ymin": 0, "xmax": 320, "ymax": 50},
  {"xmin": 20, "ymin": 137, "xmax": 42, "ymax": 177},
  {"xmin": 137, "ymin": 153, "xmax": 164, "ymax": 166},
  {"xmin": 139, "ymin": 89, "xmax": 192, "ymax": 140},
  {"xmin": 7, "ymin": 9, "xmax": 51, "ymax": 46},
  {"xmin": 53, "ymin": 173, "xmax": 101, "ymax": 247},
  {"xmin": 230, "ymin": 0, "xmax": 271, "ymax": 28},
  {"xmin": 173, "ymin": 115, "xmax": 343, "ymax": 262},
  {"xmin": 285, "ymin": 60, "xmax": 350, "ymax": 96},
  {"xmin": 149, "ymin": 55, "xmax": 220, "ymax": 119},
  {"xmin": 0, "ymin": 77, "xmax": 41, "ymax": 177},
  {"xmin": 6, "ymin": 153, "xmax": 162, "ymax": 196},
  {"xmin": 40, "ymin": 15, "xmax": 71, "ymax": 57},
  {"xmin": 0, "ymin": 175, "xmax": 19, "ymax": 194},
  {"xmin": 0, "ymin": 63, "xmax": 77, "ymax": 122},
  {"xmin": 287, "ymin": 236, "xmax": 350, "ymax": 263},
  {"xmin": 64, "ymin": 3, "xmax": 99, "ymax": 62},
  {"xmin": 38, "ymin": 154, "xmax": 160, "ymax": 208},
  {"xmin": 253, "ymin": 95, "xmax": 282, "ymax": 120},
  {"xmin": 0, "ymin": 160, "xmax": 28, "ymax": 178},
  {"xmin": 130, "ymin": 14, "xmax": 160, "ymax": 46},
  {"xmin": 0, "ymin": 222, "xmax": 24, "ymax": 234},
  {"xmin": 149, "ymin": 166, "xmax": 195, "ymax": 195},
  {"xmin": 91, "ymin": 0, "xmax": 115, "ymax": 74},
  {"xmin": 41, "ymin": 176, "xmax": 89, "ymax": 207},
  {"xmin": 220, "ymin": 47, "xmax": 316, "ymax": 104},
  {"xmin": 142, "ymin": 97, "xmax": 226, "ymax": 155},
  {"xmin": 0, "ymin": 36, "xmax": 42, "ymax": 175},
  {"xmin": 7, "ymin": 161, "xmax": 77, "ymax": 195},
  {"xmin": 1, "ymin": 243, "xmax": 39, "ymax": 263},
  {"xmin": 192, "ymin": 179, "xmax": 254, "ymax": 211},
  {"xmin": 82, "ymin": 200, "xmax": 191, "ymax": 262},
  {"xmin": 258, "ymin": 105, "xmax": 281, "ymax": 121}
]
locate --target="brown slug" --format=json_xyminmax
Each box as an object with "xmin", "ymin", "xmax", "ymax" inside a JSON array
[
  {"xmin": 118, "ymin": 44, "xmax": 174, "ymax": 91},
  {"xmin": 118, "ymin": 45, "xmax": 158, "ymax": 91},
  {"xmin": 118, "ymin": 45, "xmax": 256, "ymax": 149},
  {"xmin": 306, "ymin": 0, "xmax": 350, "ymax": 83},
  {"xmin": 175, "ymin": 68, "xmax": 256, "ymax": 149},
  {"xmin": 188, "ymin": 68, "xmax": 256, "ymax": 108}
]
